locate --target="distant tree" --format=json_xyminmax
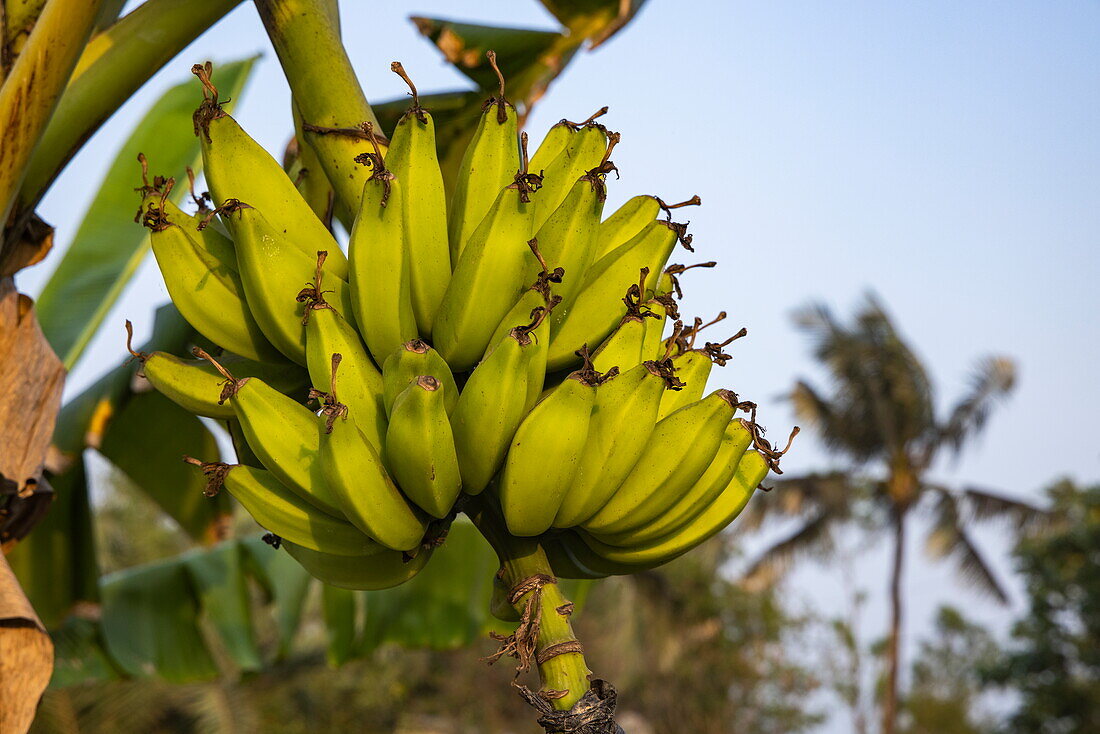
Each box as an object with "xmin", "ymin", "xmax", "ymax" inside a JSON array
[
  {"xmin": 900, "ymin": 606, "xmax": 999, "ymax": 734},
  {"xmin": 740, "ymin": 293, "xmax": 1046, "ymax": 734},
  {"xmin": 984, "ymin": 480, "xmax": 1100, "ymax": 734}
]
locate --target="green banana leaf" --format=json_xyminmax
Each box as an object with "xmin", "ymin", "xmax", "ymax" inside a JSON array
[
  {"xmin": 34, "ymin": 58, "xmax": 256, "ymax": 371},
  {"xmin": 321, "ymin": 585, "xmax": 359, "ymax": 667},
  {"xmin": 359, "ymin": 519, "xmax": 498, "ymax": 653},
  {"xmin": 410, "ymin": 17, "xmax": 577, "ymax": 106},
  {"xmin": 98, "ymin": 390, "xmax": 231, "ymax": 543},
  {"xmin": 182, "ymin": 541, "xmax": 263, "ymax": 673},
  {"xmin": 240, "ymin": 535, "xmax": 312, "ymax": 661},
  {"xmin": 100, "ymin": 557, "xmax": 220, "ymax": 683},
  {"xmin": 537, "ymin": 0, "xmax": 650, "ymax": 48}
]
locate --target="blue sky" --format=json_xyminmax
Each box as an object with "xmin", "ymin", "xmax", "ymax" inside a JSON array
[{"xmin": 15, "ymin": 1, "xmax": 1100, "ymax": 728}]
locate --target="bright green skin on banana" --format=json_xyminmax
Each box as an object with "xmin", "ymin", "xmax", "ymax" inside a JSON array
[
  {"xmin": 547, "ymin": 220, "xmax": 679, "ymax": 372},
  {"xmin": 528, "ymin": 120, "xmax": 575, "ymax": 177},
  {"xmin": 283, "ymin": 541, "xmax": 434, "ymax": 591},
  {"xmin": 500, "ymin": 375, "xmax": 596, "ymax": 537},
  {"xmin": 578, "ymin": 450, "xmax": 769, "ymax": 567},
  {"xmin": 657, "ymin": 350, "xmax": 713, "ymax": 420},
  {"xmin": 385, "ymin": 379, "xmax": 462, "ymax": 519},
  {"xmin": 304, "ymin": 306, "xmax": 387, "ymax": 453},
  {"xmin": 552, "ymin": 363, "xmax": 667, "ymax": 528},
  {"xmin": 142, "ymin": 352, "xmax": 305, "ymax": 420},
  {"xmin": 528, "ymin": 177, "xmax": 605, "ymax": 305},
  {"xmin": 227, "ymin": 207, "xmax": 354, "ymax": 365},
  {"xmin": 532, "ymin": 124, "xmax": 608, "ymax": 232},
  {"xmin": 385, "ymin": 108, "xmax": 451, "ymax": 335},
  {"xmin": 197, "ymin": 110, "xmax": 348, "ymax": 278},
  {"xmin": 143, "ymin": 193, "xmax": 235, "ymax": 265},
  {"xmin": 433, "ymin": 183, "xmax": 536, "ymax": 372},
  {"xmin": 594, "ymin": 194, "xmax": 661, "ymax": 261},
  {"xmin": 582, "ymin": 390, "xmax": 737, "ymax": 537},
  {"xmin": 602, "ymin": 420, "xmax": 754, "ymax": 547},
  {"xmin": 591, "ymin": 315, "xmax": 647, "ymax": 375},
  {"xmin": 640, "ymin": 299, "xmax": 672, "ymax": 361},
  {"xmin": 147, "ymin": 207, "xmax": 285, "ymax": 364},
  {"xmin": 542, "ymin": 533, "xmax": 611, "ymax": 580},
  {"xmin": 484, "ymin": 289, "xmax": 551, "ymax": 413},
  {"xmin": 348, "ymin": 170, "xmax": 419, "ymax": 365},
  {"xmin": 381, "ymin": 341, "xmax": 459, "ymax": 418},
  {"xmin": 450, "ymin": 332, "xmax": 536, "ymax": 494},
  {"xmin": 447, "ymin": 99, "xmax": 519, "ymax": 263},
  {"xmin": 319, "ymin": 415, "xmax": 427, "ymax": 552},
  {"xmin": 230, "ymin": 377, "xmax": 344, "ymax": 517},
  {"xmin": 221, "ymin": 464, "xmax": 374, "ymax": 556}
]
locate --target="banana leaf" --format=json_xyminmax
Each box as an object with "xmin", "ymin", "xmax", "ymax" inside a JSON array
[
  {"xmin": 410, "ymin": 18, "xmax": 577, "ymax": 106},
  {"xmin": 359, "ymin": 519, "xmax": 497, "ymax": 653},
  {"xmin": 321, "ymin": 585, "xmax": 358, "ymax": 667},
  {"xmin": 99, "ymin": 558, "xmax": 219, "ymax": 683},
  {"xmin": 34, "ymin": 58, "xmax": 255, "ymax": 371},
  {"xmin": 50, "ymin": 616, "xmax": 121, "ymax": 688},
  {"xmin": 98, "ymin": 390, "xmax": 231, "ymax": 543},
  {"xmin": 240, "ymin": 535, "xmax": 312, "ymax": 661},
  {"xmin": 182, "ymin": 541, "xmax": 263, "ymax": 673},
  {"xmin": 537, "ymin": 0, "xmax": 650, "ymax": 48}
]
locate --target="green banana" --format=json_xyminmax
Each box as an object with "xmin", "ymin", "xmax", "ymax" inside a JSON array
[
  {"xmin": 528, "ymin": 106, "xmax": 608, "ymax": 176},
  {"xmin": 532, "ymin": 123, "xmax": 610, "ymax": 232},
  {"xmin": 524, "ymin": 136, "xmax": 616, "ymax": 305},
  {"xmin": 300, "ymin": 259, "xmax": 388, "ymax": 452},
  {"xmin": 499, "ymin": 367, "xmax": 601, "ymax": 537},
  {"xmin": 450, "ymin": 326, "xmax": 540, "ymax": 494},
  {"xmin": 385, "ymin": 63, "xmax": 450, "ymax": 335},
  {"xmin": 319, "ymin": 391, "xmax": 427, "ymax": 551},
  {"xmin": 577, "ymin": 449, "xmax": 769, "ymax": 567},
  {"xmin": 191, "ymin": 62, "xmax": 348, "ymax": 278},
  {"xmin": 184, "ymin": 459, "xmax": 374, "ymax": 556},
  {"xmin": 385, "ymin": 376, "xmax": 462, "ymax": 518},
  {"xmin": 283, "ymin": 540, "xmax": 434, "ymax": 590},
  {"xmin": 381, "ymin": 339, "xmax": 459, "ymax": 418},
  {"xmin": 589, "ymin": 268, "xmax": 658, "ymax": 374},
  {"xmin": 605, "ymin": 419, "xmax": 754, "ymax": 546},
  {"xmin": 348, "ymin": 123, "xmax": 419, "ymax": 364},
  {"xmin": 433, "ymin": 133, "xmax": 541, "ymax": 371},
  {"xmin": 581, "ymin": 389, "xmax": 740, "ymax": 537},
  {"xmin": 594, "ymin": 194, "xmax": 700, "ymax": 261},
  {"xmin": 446, "ymin": 51, "xmax": 519, "ymax": 263},
  {"xmin": 656, "ymin": 321, "xmax": 744, "ymax": 421},
  {"xmin": 194, "ymin": 349, "xmax": 344, "ymax": 517},
  {"xmin": 547, "ymin": 218, "xmax": 687, "ymax": 372},
  {"xmin": 139, "ymin": 185, "xmax": 285, "ymax": 364},
  {"xmin": 128, "ymin": 327, "xmax": 306, "ymax": 419},
  {"xmin": 552, "ymin": 360, "xmax": 681, "ymax": 528},
  {"xmin": 221, "ymin": 202, "xmax": 354, "ymax": 365}
]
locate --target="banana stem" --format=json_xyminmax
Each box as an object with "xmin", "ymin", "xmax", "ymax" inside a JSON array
[
  {"xmin": 253, "ymin": 0, "xmax": 379, "ymax": 214},
  {"xmin": 466, "ymin": 498, "xmax": 592, "ymax": 711}
]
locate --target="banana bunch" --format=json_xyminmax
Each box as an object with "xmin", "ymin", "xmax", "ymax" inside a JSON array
[{"xmin": 131, "ymin": 57, "xmax": 791, "ymax": 591}]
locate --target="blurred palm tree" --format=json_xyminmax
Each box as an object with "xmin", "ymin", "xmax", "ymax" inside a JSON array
[{"xmin": 739, "ymin": 293, "xmax": 1046, "ymax": 734}]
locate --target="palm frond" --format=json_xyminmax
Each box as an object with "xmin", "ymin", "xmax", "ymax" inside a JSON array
[
  {"xmin": 740, "ymin": 511, "xmax": 838, "ymax": 591},
  {"xmin": 962, "ymin": 485, "xmax": 1050, "ymax": 533},
  {"xmin": 738, "ymin": 472, "xmax": 858, "ymax": 531},
  {"xmin": 789, "ymin": 379, "xmax": 835, "ymax": 431},
  {"xmin": 789, "ymin": 294, "xmax": 937, "ymax": 462},
  {"xmin": 938, "ymin": 356, "xmax": 1016, "ymax": 459},
  {"xmin": 923, "ymin": 490, "xmax": 1009, "ymax": 604}
]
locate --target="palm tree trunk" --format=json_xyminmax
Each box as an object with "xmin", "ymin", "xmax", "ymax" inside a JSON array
[{"xmin": 882, "ymin": 507, "xmax": 906, "ymax": 734}]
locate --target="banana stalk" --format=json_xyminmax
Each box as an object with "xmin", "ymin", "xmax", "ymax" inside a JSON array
[
  {"xmin": 254, "ymin": 0, "xmax": 380, "ymax": 215},
  {"xmin": 466, "ymin": 496, "xmax": 596, "ymax": 714}
]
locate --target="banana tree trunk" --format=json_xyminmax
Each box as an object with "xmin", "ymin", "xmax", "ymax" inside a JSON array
[{"xmin": 881, "ymin": 507, "xmax": 906, "ymax": 734}]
